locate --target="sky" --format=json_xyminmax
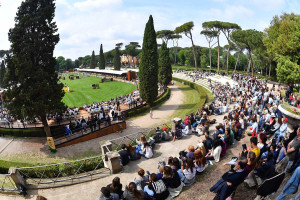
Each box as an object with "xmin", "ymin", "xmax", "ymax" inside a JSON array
[{"xmin": 0, "ymin": 0, "xmax": 300, "ymax": 60}]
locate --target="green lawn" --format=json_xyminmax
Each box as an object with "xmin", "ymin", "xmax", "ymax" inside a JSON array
[{"xmin": 60, "ymin": 76, "xmax": 136, "ymax": 107}]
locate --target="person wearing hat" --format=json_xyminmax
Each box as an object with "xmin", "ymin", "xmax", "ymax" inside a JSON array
[{"xmin": 273, "ymin": 118, "xmax": 288, "ymax": 144}]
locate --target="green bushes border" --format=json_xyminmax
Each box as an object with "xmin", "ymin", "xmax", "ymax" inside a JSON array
[{"xmin": 126, "ymin": 88, "xmax": 171, "ymax": 117}]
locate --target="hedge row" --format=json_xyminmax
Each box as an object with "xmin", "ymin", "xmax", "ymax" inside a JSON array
[
  {"xmin": 172, "ymin": 77, "xmax": 207, "ymax": 110},
  {"xmin": 0, "ymin": 125, "xmax": 66, "ymax": 138},
  {"xmin": 126, "ymin": 88, "xmax": 171, "ymax": 117},
  {"xmin": 0, "ymin": 157, "xmax": 105, "ymax": 178}
]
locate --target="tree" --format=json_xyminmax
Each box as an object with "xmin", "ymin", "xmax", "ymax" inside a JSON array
[
  {"xmin": 175, "ymin": 22, "xmax": 198, "ymax": 70},
  {"xmin": 177, "ymin": 49, "xmax": 186, "ymax": 65},
  {"xmin": 99, "ymin": 44, "xmax": 105, "ymax": 69},
  {"xmin": 158, "ymin": 42, "xmax": 172, "ymax": 86},
  {"xmin": 264, "ymin": 13, "xmax": 300, "ymax": 83},
  {"xmin": 139, "ymin": 15, "xmax": 158, "ymax": 105},
  {"xmin": 201, "ymin": 30, "xmax": 218, "ymax": 68},
  {"xmin": 116, "ymin": 43, "xmax": 123, "ymax": 49},
  {"xmin": 220, "ymin": 22, "xmax": 241, "ymax": 73},
  {"xmin": 231, "ymin": 29, "xmax": 263, "ymax": 77},
  {"xmin": 4, "ymin": 0, "xmax": 65, "ymax": 137},
  {"xmin": 169, "ymin": 34, "xmax": 182, "ymax": 65},
  {"xmin": 202, "ymin": 21, "xmax": 223, "ymax": 72},
  {"xmin": 0, "ymin": 61, "xmax": 5, "ymax": 86},
  {"xmin": 90, "ymin": 50, "xmax": 96, "ymax": 69},
  {"xmin": 113, "ymin": 47, "xmax": 121, "ymax": 70},
  {"xmin": 74, "ymin": 59, "xmax": 79, "ymax": 68},
  {"xmin": 156, "ymin": 30, "xmax": 174, "ymax": 46}
]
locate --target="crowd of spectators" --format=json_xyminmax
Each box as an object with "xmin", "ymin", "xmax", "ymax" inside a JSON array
[{"xmin": 100, "ymin": 71, "xmax": 300, "ymax": 200}]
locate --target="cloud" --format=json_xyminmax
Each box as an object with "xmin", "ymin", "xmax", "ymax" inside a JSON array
[{"xmin": 74, "ymin": 0, "xmax": 122, "ymax": 11}]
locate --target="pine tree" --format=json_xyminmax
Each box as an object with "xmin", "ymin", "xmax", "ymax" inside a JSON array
[
  {"xmin": 90, "ymin": 50, "xmax": 96, "ymax": 69},
  {"xmin": 139, "ymin": 15, "xmax": 158, "ymax": 105},
  {"xmin": 0, "ymin": 61, "xmax": 5, "ymax": 87},
  {"xmin": 4, "ymin": 0, "xmax": 65, "ymax": 137},
  {"xmin": 158, "ymin": 42, "xmax": 172, "ymax": 86},
  {"xmin": 99, "ymin": 44, "xmax": 105, "ymax": 69},
  {"xmin": 113, "ymin": 47, "xmax": 121, "ymax": 70}
]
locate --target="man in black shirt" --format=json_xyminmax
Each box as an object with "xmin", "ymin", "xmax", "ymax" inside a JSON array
[{"xmin": 119, "ymin": 144, "xmax": 129, "ymax": 166}]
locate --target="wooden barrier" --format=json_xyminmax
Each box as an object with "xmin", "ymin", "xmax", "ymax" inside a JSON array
[{"xmin": 56, "ymin": 121, "xmax": 126, "ymax": 148}]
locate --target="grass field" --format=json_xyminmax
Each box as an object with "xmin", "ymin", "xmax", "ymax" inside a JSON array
[{"xmin": 60, "ymin": 75, "xmax": 136, "ymax": 107}]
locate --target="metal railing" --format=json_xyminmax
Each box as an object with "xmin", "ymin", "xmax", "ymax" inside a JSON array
[
  {"xmin": 15, "ymin": 154, "xmax": 110, "ymax": 188},
  {"xmin": 0, "ymin": 174, "xmax": 18, "ymax": 192}
]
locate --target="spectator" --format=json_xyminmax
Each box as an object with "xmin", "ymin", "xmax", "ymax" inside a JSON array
[
  {"xmin": 142, "ymin": 142, "xmax": 153, "ymax": 159},
  {"xmin": 273, "ymin": 118, "xmax": 288, "ymax": 144},
  {"xmin": 123, "ymin": 182, "xmax": 143, "ymax": 200},
  {"xmin": 162, "ymin": 166, "xmax": 183, "ymax": 198},
  {"xmin": 134, "ymin": 168, "xmax": 148, "ymax": 191},
  {"xmin": 181, "ymin": 158, "xmax": 196, "ymax": 186},
  {"xmin": 107, "ymin": 177, "xmax": 123, "ymax": 198},
  {"xmin": 277, "ymin": 166, "xmax": 300, "ymax": 200},
  {"xmin": 186, "ymin": 145, "xmax": 195, "ymax": 160},
  {"xmin": 194, "ymin": 150, "xmax": 206, "ymax": 175},
  {"xmin": 127, "ymin": 144, "xmax": 138, "ymax": 161},
  {"xmin": 119, "ymin": 144, "xmax": 130, "ymax": 166},
  {"xmin": 205, "ymin": 139, "xmax": 222, "ymax": 163},
  {"xmin": 100, "ymin": 187, "xmax": 119, "ymax": 200},
  {"xmin": 210, "ymin": 158, "xmax": 247, "ymax": 200},
  {"xmin": 144, "ymin": 173, "xmax": 170, "ymax": 200}
]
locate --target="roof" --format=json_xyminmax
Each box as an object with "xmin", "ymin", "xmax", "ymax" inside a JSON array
[{"xmin": 76, "ymin": 68, "xmax": 139, "ymax": 76}]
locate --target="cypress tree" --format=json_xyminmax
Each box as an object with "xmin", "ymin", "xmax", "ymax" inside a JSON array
[
  {"xmin": 4, "ymin": 0, "xmax": 65, "ymax": 137},
  {"xmin": 0, "ymin": 61, "xmax": 5, "ymax": 87},
  {"xmin": 139, "ymin": 15, "xmax": 158, "ymax": 105},
  {"xmin": 158, "ymin": 41, "xmax": 172, "ymax": 86},
  {"xmin": 113, "ymin": 47, "xmax": 121, "ymax": 70},
  {"xmin": 90, "ymin": 50, "xmax": 96, "ymax": 69},
  {"xmin": 99, "ymin": 44, "xmax": 105, "ymax": 69}
]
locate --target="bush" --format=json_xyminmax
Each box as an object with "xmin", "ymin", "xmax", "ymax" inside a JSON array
[{"xmin": 0, "ymin": 128, "xmax": 46, "ymax": 137}]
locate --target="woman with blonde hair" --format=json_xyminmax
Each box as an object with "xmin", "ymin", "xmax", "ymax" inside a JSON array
[
  {"xmin": 136, "ymin": 135, "xmax": 147, "ymax": 156},
  {"xmin": 194, "ymin": 150, "xmax": 206, "ymax": 175}
]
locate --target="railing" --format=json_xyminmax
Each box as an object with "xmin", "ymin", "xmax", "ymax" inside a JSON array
[
  {"xmin": 15, "ymin": 154, "xmax": 110, "ymax": 189},
  {"xmin": 0, "ymin": 174, "xmax": 18, "ymax": 192}
]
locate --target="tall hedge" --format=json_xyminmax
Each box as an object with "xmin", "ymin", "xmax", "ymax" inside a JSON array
[
  {"xmin": 113, "ymin": 47, "xmax": 121, "ymax": 70},
  {"xmin": 139, "ymin": 15, "xmax": 158, "ymax": 105},
  {"xmin": 99, "ymin": 44, "xmax": 105, "ymax": 69},
  {"xmin": 158, "ymin": 41, "xmax": 172, "ymax": 86}
]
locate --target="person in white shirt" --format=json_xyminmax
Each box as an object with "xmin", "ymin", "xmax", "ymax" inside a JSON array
[
  {"xmin": 205, "ymin": 139, "xmax": 222, "ymax": 163},
  {"xmin": 181, "ymin": 158, "xmax": 196, "ymax": 186},
  {"xmin": 143, "ymin": 143, "xmax": 153, "ymax": 158}
]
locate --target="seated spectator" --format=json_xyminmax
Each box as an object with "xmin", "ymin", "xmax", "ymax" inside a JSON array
[
  {"xmin": 153, "ymin": 127, "xmax": 162, "ymax": 143},
  {"xmin": 186, "ymin": 145, "xmax": 195, "ymax": 160},
  {"xmin": 134, "ymin": 168, "xmax": 148, "ymax": 191},
  {"xmin": 210, "ymin": 158, "xmax": 247, "ymax": 200},
  {"xmin": 258, "ymin": 133, "xmax": 268, "ymax": 158},
  {"xmin": 246, "ymin": 118, "xmax": 258, "ymax": 137},
  {"xmin": 162, "ymin": 166, "xmax": 184, "ymax": 198},
  {"xmin": 119, "ymin": 144, "xmax": 130, "ymax": 166},
  {"xmin": 136, "ymin": 136, "xmax": 147, "ymax": 155},
  {"xmin": 161, "ymin": 126, "xmax": 171, "ymax": 141},
  {"xmin": 157, "ymin": 165, "xmax": 164, "ymax": 180},
  {"xmin": 205, "ymin": 139, "xmax": 222, "ymax": 163},
  {"xmin": 244, "ymin": 151, "xmax": 257, "ymax": 177},
  {"xmin": 100, "ymin": 186, "xmax": 119, "ymax": 200},
  {"xmin": 224, "ymin": 128, "xmax": 234, "ymax": 146},
  {"xmin": 144, "ymin": 173, "xmax": 170, "ymax": 200},
  {"xmin": 127, "ymin": 144, "xmax": 138, "ymax": 161},
  {"xmin": 142, "ymin": 142, "xmax": 153, "ymax": 159},
  {"xmin": 171, "ymin": 157, "xmax": 184, "ymax": 180},
  {"xmin": 286, "ymin": 127, "xmax": 300, "ymax": 172},
  {"xmin": 277, "ymin": 166, "xmax": 300, "ymax": 200},
  {"xmin": 273, "ymin": 118, "xmax": 288, "ymax": 144},
  {"xmin": 245, "ymin": 152, "xmax": 276, "ymax": 188},
  {"xmin": 250, "ymin": 136, "xmax": 261, "ymax": 158},
  {"xmin": 123, "ymin": 182, "xmax": 144, "ymax": 200},
  {"xmin": 203, "ymin": 131, "xmax": 213, "ymax": 152},
  {"xmin": 182, "ymin": 123, "xmax": 192, "ymax": 135},
  {"xmin": 194, "ymin": 150, "xmax": 206, "ymax": 175},
  {"xmin": 171, "ymin": 127, "xmax": 183, "ymax": 142},
  {"xmin": 181, "ymin": 158, "xmax": 196, "ymax": 186},
  {"xmin": 107, "ymin": 177, "xmax": 123, "ymax": 198},
  {"xmin": 267, "ymin": 117, "xmax": 281, "ymax": 135}
]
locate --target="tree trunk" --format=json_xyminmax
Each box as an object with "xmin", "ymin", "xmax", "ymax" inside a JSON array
[
  {"xmin": 217, "ymin": 36, "xmax": 220, "ymax": 73},
  {"xmin": 269, "ymin": 63, "xmax": 271, "ymax": 77},
  {"xmin": 209, "ymin": 47, "xmax": 212, "ymax": 68},
  {"xmin": 249, "ymin": 52, "xmax": 254, "ymax": 77},
  {"xmin": 41, "ymin": 115, "xmax": 52, "ymax": 137},
  {"xmin": 234, "ymin": 53, "xmax": 240, "ymax": 71},
  {"xmin": 265, "ymin": 64, "xmax": 268, "ymax": 78},
  {"xmin": 226, "ymin": 47, "xmax": 230, "ymax": 74},
  {"xmin": 190, "ymin": 32, "xmax": 198, "ymax": 71}
]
